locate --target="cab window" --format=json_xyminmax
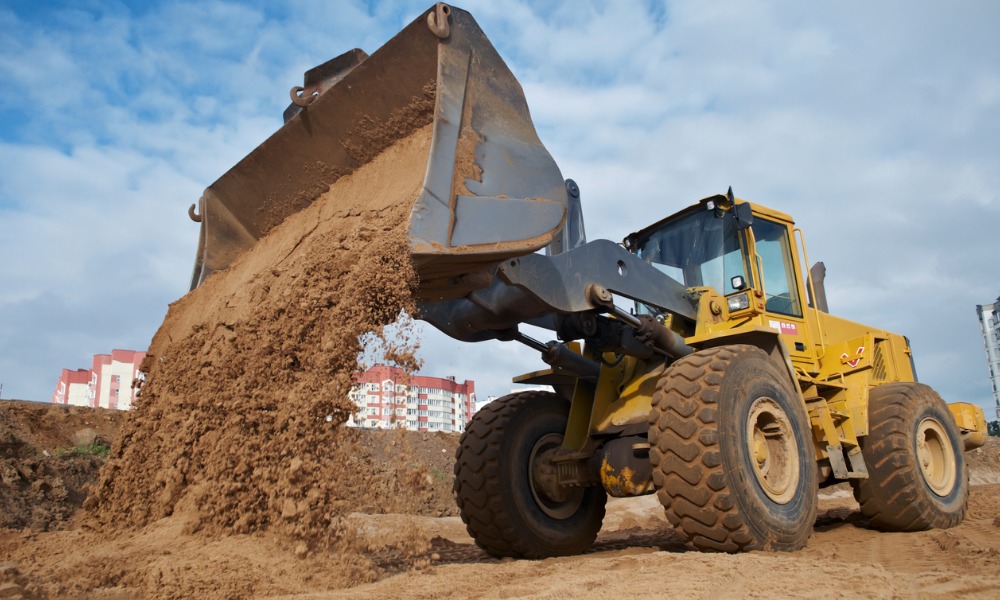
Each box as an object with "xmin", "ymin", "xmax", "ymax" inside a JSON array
[{"xmin": 752, "ymin": 218, "xmax": 802, "ymax": 317}]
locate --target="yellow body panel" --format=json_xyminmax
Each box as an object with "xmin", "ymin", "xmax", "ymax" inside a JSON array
[
  {"xmin": 949, "ymin": 402, "xmax": 988, "ymax": 450},
  {"xmin": 590, "ymin": 356, "xmax": 662, "ymax": 434}
]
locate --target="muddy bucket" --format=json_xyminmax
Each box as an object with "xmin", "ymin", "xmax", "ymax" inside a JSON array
[{"xmin": 188, "ymin": 3, "xmax": 569, "ymax": 301}]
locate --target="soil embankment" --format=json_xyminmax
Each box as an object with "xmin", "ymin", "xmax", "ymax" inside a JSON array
[{"xmin": 0, "ymin": 401, "xmax": 122, "ymax": 531}]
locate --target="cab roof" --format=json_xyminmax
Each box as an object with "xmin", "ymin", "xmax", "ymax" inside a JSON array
[{"xmin": 623, "ymin": 193, "xmax": 795, "ymax": 250}]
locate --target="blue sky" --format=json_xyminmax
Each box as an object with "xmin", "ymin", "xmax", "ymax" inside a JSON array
[{"xmin": 1, "ymin": 1, "xmax": 998, "ymax": 419}]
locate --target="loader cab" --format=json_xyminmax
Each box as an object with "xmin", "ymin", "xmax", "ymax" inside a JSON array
[{"xmin": 627, "ymin": 194, "xmax": 815, "ymax": 366}]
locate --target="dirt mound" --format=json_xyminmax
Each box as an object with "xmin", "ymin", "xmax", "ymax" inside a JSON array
[
  {"xmin": 967, "ymin": 434, "xmax": 1000, "ymax": 485},
  {"xmin": 345, "ymin": 428, "xmax": 460, "ymax": 518},
  {"xmin": 86, "ymin": 120, "xmax": 436, "ymax": 575},
  {"xmin": 0, "ymin": 423, "xmax": 461, "ymax": 599},
  {"xmin": 0, "ymin": 398, "xmax": 459, "ymax": 536},
  {"xmin": 0, "ymin": 401, "xmax": 122, "ymax": 531}
]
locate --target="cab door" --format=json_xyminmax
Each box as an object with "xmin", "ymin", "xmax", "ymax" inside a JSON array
[{"xmin": 749, "ymin": 217, "xmax": 817, "ymax": 372}]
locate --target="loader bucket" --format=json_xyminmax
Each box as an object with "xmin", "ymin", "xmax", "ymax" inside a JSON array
[{"xmin": 188, "ymin": 3, "xmax": 569, "ymax": 301}]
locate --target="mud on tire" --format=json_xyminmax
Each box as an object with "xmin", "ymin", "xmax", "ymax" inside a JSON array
[
  {"xmin": 453, "ymin": 391, "xmax": 606, "ymax": 559},
  {"xmin": 851, "ymin": 382, "xmax": 968, "ymax": 531},
  {"xmin": 648, "ymin": 345, "xmax": 817, "ymax": 552}
]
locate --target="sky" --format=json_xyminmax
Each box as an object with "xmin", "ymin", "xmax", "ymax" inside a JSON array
[{"xmin": 0, "ymin": 1, "xmax": 998, "ymax": 419}]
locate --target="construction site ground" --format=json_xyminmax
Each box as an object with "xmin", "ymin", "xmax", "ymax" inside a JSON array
[{"xmin": 2, "ymin": 399, "xmax": 999, "ymax": 599}]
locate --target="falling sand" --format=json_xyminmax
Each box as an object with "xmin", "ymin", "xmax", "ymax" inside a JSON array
[{"xmin": 84, "ymin": 122, "xmax": 436, "ymax": 591}]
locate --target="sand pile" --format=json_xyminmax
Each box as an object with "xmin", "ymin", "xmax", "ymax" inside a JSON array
[
  {"xmin": 88, "ymin": 120, "xmax": 438, "ymax": 563},
  {"xmin": 0, "ymin": 401, "xmax": 121, "ymax": 531}
]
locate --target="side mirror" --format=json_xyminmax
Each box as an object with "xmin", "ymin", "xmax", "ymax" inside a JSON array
[{"xmin": 734, "ymin": 202, "xmax": 753, "ymax": 230}]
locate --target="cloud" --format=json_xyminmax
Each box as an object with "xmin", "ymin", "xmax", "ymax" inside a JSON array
[{"xmin": 0, "ymin": 0, "xmax": 997, "ymax": 421}]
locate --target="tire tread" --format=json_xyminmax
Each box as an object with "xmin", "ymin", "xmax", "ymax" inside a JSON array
[
  {"xmin": 851, "ymin": 382, "xmax": 968, "ymax": 531},
  {"xmin": 648, "ymin": 344, "xmax": 815, "ymax": 552},
  {"xmin": 454, "ymin": 391, "xmax": 605, "ymax": 558}
]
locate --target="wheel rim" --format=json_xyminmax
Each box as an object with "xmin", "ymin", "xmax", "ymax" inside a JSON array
[
  {"xmin": 745, "ymin": 397, "xmax": 799, "ymax": 504},
  {"xmin": 916, "ymin": 417, "xmax": 957, "ymax": 497},
  {"xmin": 529, "ymin": 433, "xmax": 585, "ymax": 520}
]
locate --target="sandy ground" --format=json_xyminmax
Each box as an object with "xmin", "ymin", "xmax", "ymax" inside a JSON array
[
  {"xmin": 309, "ymin": 485, "xmax": 1000, "ymax": 600},
  {"xmin": 3, "ymin": 483, "xmax": 999, "ymax": 599},
  {"xmin": 2, "ymin": 400, "xmax": 1000, "ymax": 599}
]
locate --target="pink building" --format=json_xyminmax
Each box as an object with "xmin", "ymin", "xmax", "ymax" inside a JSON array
[
  {"xmin": 51, "ymin": 349, "xmax": 146, "ymax": 410},
  {"xmin": 51, "ymin": 368, "xmax": 91, "ymax": 407},
  {"xmin": 348, "ymin": 365, "xmax": 476, "ymax": 433}
]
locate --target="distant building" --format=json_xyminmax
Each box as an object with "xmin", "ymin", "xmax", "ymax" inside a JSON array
[
  {"xmin": 346, "ymin": 365, "xmax": 475, "ymax": 433},
  {"xmin": 52, "ymin": 369, "xmax": 91, "ymax": 407},
  {"xmin": 976, "ymin": 297, "xmax": 1000, "ymax": 420},
  {"xmin": 474, "ymin": 395, "xmax": 496, "ymax": 413},
  {"xmin": 51, "ymin": 349, "xmax": 146, "ymax": 410}
]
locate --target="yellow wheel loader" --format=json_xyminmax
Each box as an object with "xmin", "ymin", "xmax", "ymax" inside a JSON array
[{"xmin": 186, "ymin": 4, "xmax": 987, "ymax": 558}]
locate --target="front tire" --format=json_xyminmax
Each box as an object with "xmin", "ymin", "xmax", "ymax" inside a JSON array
[
  {"xmin": 454, "ymin": 391, "xmax": 607, "ymax": 558},
  {"xmin": 851, "ymin": 382, "xmax": 968, "ymax": 531},
  {"xmin": 649, "ymin": 345, "xmax": 817, "ymax": 552}
]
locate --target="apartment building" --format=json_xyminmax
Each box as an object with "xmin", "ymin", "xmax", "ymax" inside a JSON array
[
  {"xmin": 347, "ymin": 364, "xmax": 475, "ymax": 433},
  {"xmin": 51, "ymin": 349, "xmax": 146, "ymax": 410}
]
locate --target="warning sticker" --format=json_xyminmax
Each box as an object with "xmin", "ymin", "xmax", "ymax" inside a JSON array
[{"xmin": 769, "ymin": 320, "xmax": 799, "ymax": 336}]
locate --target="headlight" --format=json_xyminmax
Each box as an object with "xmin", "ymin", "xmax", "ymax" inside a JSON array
[{"xmin": 727, "ymin": 292, "xmax": 750, "ymax": 312}]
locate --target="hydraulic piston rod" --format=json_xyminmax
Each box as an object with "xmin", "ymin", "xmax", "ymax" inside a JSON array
[{"xmin": 514, "ymin": 332, "xmax": 600, "ymax": 383}]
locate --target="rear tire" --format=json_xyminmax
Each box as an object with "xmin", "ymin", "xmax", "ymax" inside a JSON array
[
  {"xmin": 851, "ymin": 382, "xmax": 968, "ymax": 531},
  {"xmin": 648, "ymin": 345, "xmax": 817, "ymax": 552},
  {"xmin": 454, "ymin": 391, "xmax": 607, "ymax": 558}
]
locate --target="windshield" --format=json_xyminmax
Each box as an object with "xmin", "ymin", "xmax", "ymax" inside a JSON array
[{"xmin": 634, "ymin": 207, "xmax": 750, "ymax": 296}]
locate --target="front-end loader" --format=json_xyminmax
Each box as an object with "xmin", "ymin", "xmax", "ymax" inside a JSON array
[{"xmin": 186, "ymin": 4, "xmax": 988, "ymax": 557}]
